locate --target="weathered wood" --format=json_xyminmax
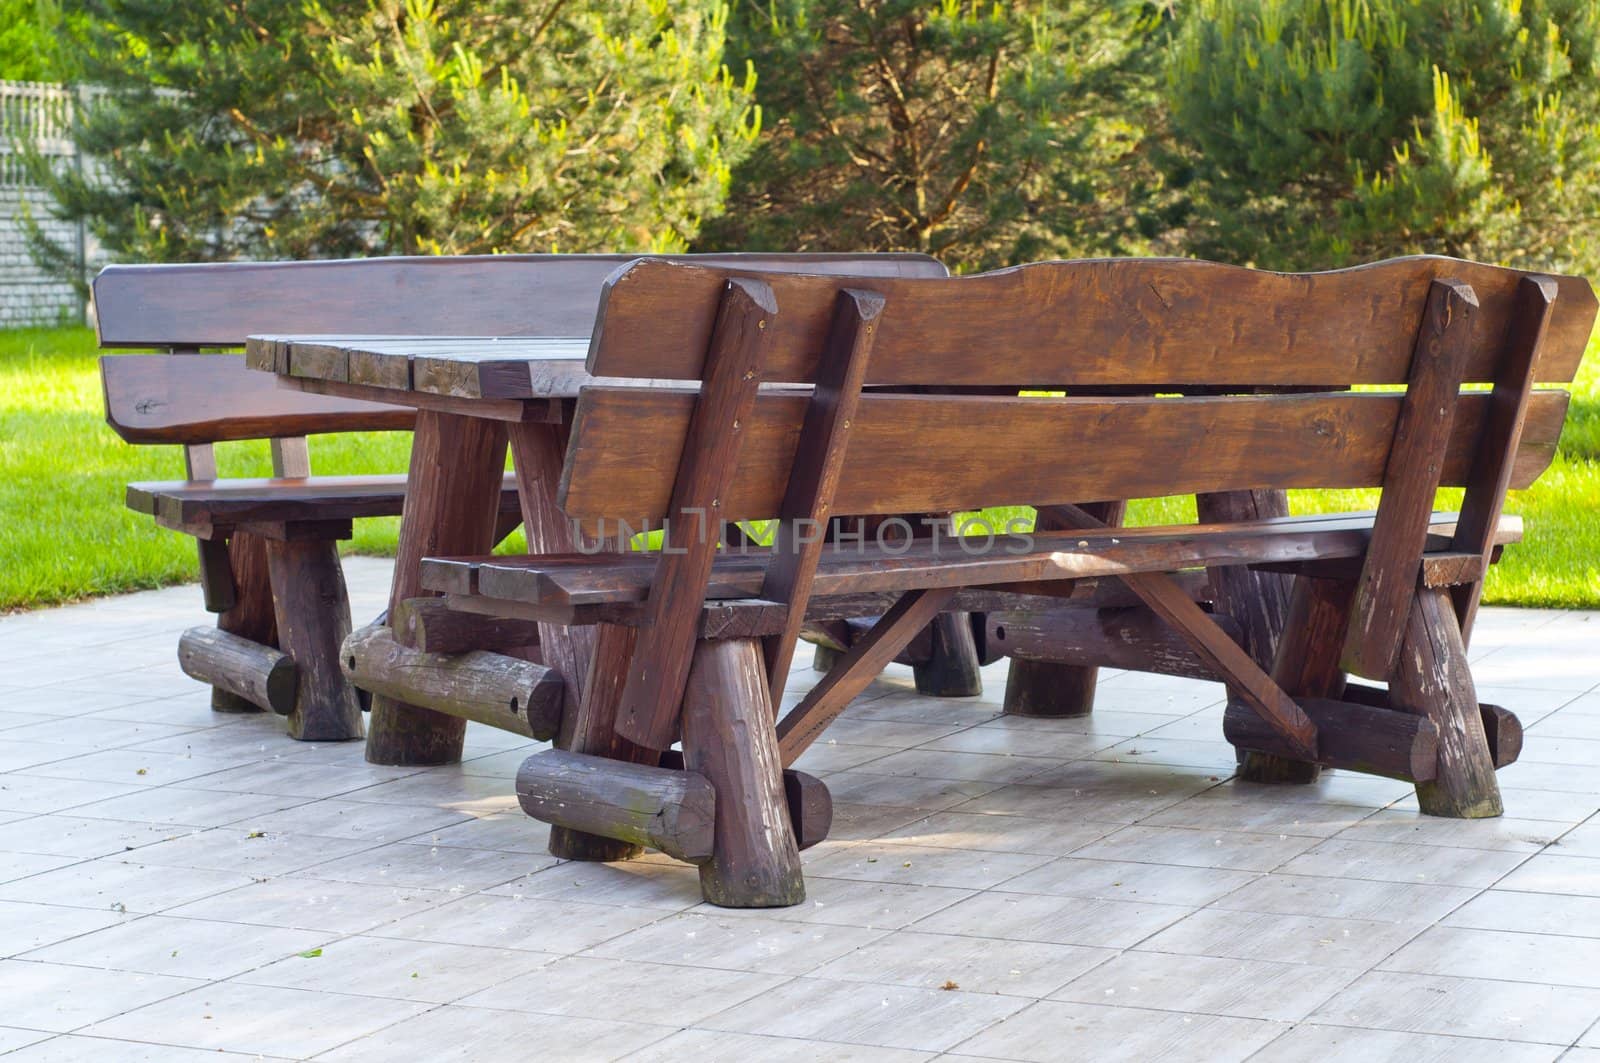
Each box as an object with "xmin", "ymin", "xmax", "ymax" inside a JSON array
[
  {"xmin": 211, "ymin": 530, "xmax": 278, "ymax": 714},
  {"xmin": 125, "ymin": 472, "xmax": 521, "ymax": 528},
  {"xmin": 367, "ymin": 411, "xmax": 509, "ymax": 765},
  {"xmin": 515, "ymin": 749, "xmax": 716, "ymax": 864},
  {"xmin": 551, "ymin": 622, "xmax": 659, "ymax": 861},
  {"xmin": 1040, "ymin": 503, "xmax": 1317, "ymax": 761},
  {"xmin": 614, "ymin": 277, "xmax": 777, "ymax": 752},
  {"xmin": 657, "ymin": 750, "xmax": 832, "ymax": 850},
  {"xmin": 682, "ymin": 638, "xmax": 806, "ymax": 907},
  {"xmin": 761, "ymin": 288, "xmax": 882, "ymax": 695},
  {"xmin": 586, "ymin": 257, "xmax": 1595, "ymax": 386},
  {"xmin": 913, "ymin": 611, "xmax": 984, "ymax": 698},
  {"xmin": 1003, "ymin": 500, "xmax": 1128, "ymax": 718},
  {"xmin": 1342, "ymin": 682, "xmax": 1522, "ymax": 769},
  {"xmin": 196, "ymin": 537, "xmax": 237, "ymax": 614},
  {"xmin": 1198, "ymin": 489, "xmax": 1297, "ymax": 781},
  {"xmin": 342, "ymin": 625, "xmax": 562, "ymax": 741},
  {"xmin": 96, "ymin": 252, "xmax": 945, "ymax": 350},
  {"xmin": 777, "ymin": 588, "xmax": 957, "ymax": 765},
  {"xmin": 1391, "ymin": 587, "xmax": 1503, "ymax": 818},
  {"xmin": 177, "ymin": 626, "xmax": 296, "ymax": 716},
  {"xmin": 1344, "ymin": 279, "xmax": 1479, "ymax": 679},
  {"xmin": 559, "ymin": 386, "xmax": 1569, "ymax": 528},
  {"xmin": 988, "ymin": 604, "xmax": 1242, "ymax": 680},
  {"xmin": 1451, "ymin": 276, "xmax": 1560, "ymax": 642},
  {"xmin": 265, "ymin": 537, "xmax": 364, "ymax": 741},
  {"xmin": 99, "ymin": 353, "xmax": 415, "ymax": 445},
  {"xmin": 393, "ymin": 597, "xmax": 541, "ymax": 655},
  {"xmin": 1223, "ymin": 696, "xmax": 1439, "ymax": 782}
]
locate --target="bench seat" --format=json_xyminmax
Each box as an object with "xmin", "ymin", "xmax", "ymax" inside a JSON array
[
  {"xmin": 421, "ymin": 511, "xmax": 1521, "ymax": 613},
  {"xmin": 128, "ymin": 473, "xmax": 522, "ymax": 534}
]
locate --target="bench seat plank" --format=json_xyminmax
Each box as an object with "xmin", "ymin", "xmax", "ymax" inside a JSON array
[
  {"xmin": 128, "ymin": 472, "xmax": 522, "ymax": 527},
  {"xmin": 424, "ymin": 511, "xmax": 1519, "ymax": 611}
]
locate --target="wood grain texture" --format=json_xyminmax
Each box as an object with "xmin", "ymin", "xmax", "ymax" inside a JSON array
[
  {"xmin": 177, "ymin": 626, "xmax": 296, "ymax": 716},
  {"xmin": 515, "ymin": 750, "xmax": 716, "ymax": 864},
  {"xmin": 760, "ymin": 289, "xmax": 883, "ymax": 695},
  {"xmin": 1342, "ymin": 682, "xmax": 1521, "ymax": 769},
  {"xmin": 1451, "ymin": 275, "xmax": 1561, "ymax": 642},
  {"xmin": 614, "ymin": 277, "xmax": 777, "ymax": 751},
  {"xmin": 126, "ymin": 472, "xmax": 521, "ymax": 527},
  {"xmin": 1223, "ymin": 696, "xmax": 1439, "ymax": 782},
  {"xmin": 210, "ymin": 531, "xmax": 278, "ymax": 714},
  {"xmin": 558, "ymin": 388, "xmax": 1569, "ymax": 526},
  {"xmin": 682, "ymin": 638, "xmax": 806, "ymax": 907},
  {"xmin": 988, "ymin": 604, "xmax": 1242, "ymax": 681},
  {"xmin": 392, "ymin": 597, "xmax": 541, "ymax": 655},
  {"xmin": 366, "ymin": 411, "xmax": 508, "ymax": 765},
  {"xmin": 1343, "ymin": 279, "xmax": 1479, "ymax": 680},
  {"xmin": 342, "ymin": 625, "xmax": 562, "ymax": 741},
  {"xmin": 587, "ymin": 256, "xmax": 1595, "ymax": 386},
  {"xmin": 95, "ymin": 252, "xmax": 946, "ymax": 347},
  {"xmin": 100, "ymin": 354, "xmax": 414, "ymax": 445},
  {"xmin": 1391, "ymin": 587, "xmax": 1503, "ymax": 818},
  {"xmin": 265, "ymin": 537, "xmax": 364, "ymax": 741}
]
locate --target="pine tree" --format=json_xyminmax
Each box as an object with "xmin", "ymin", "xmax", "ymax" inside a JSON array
[
  {"xmin": 1165, "ymin": 0, "xmax": 1600, "ymax": 272},
  {"xmin": 29, "ymin": 0, "xmax": 757, "ymax": 274},
  {"xmin": 701, "ymin": 0, "xmax": 1171, "ymax": 271}
]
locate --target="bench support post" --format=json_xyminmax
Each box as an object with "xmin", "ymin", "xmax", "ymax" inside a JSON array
[
  {"xmin": 211, "ymin": 531, "xmax": 278, "ymax": 714},
  {"xmin": 1003, "ymin": 501, "xmax": 1126, "ymax": 717},
  {"xmin": 266, "ymin": 537, "xmax": 364, "ymax": 741},
  {"xmin": 367, "ymin": 411, "xmax": 509, "ymax": 764},
  {"xmin": 1392, "ymin": 587, "xmax": 1502, "ymax": 817},
  {"xmin": 684, "ymin": 637, "xmax": 806, "ymax": 907}
]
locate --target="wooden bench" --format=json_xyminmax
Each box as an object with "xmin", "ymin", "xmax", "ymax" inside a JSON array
[
  {"xmin": 396, "ymin": 254, "xmax": 1591, "ymax": 907},
  {"xmin": 96, "ymin": 252, "xmax": 949, "ymax": 741}
]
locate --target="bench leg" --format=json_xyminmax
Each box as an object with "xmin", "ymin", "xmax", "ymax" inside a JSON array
[
  {"xmin": 1003, "ymin": 501, "xmax": 1127, "ymax": 718},
  {"xmin": 211, "ymin": 531, "xmax": 276, "ymax": 714},
  {"xmin": 683, "ymin": 637, "xmax": 805, "ymax": 908},
  {"xmin": 1236, "ymin": 575, "xmax": 1352, "ymax": 784},
  {"xmin": 367, "ymin": 411, "xmax": 509, "ymax": 765},
  {"xmin": 265, "ymin": 538, "xmax": 363, "ymax": 741},
  {"xmin": 912, "ymin": 612, "xmax": 983, "ymax": 697},
  {"xmin": 1392, "ymin": 587, "xmax": 1502, "ymax": 818},
  {"xmin": 547, "ymin": 622, "xmax": 660, "ymax": 861}
]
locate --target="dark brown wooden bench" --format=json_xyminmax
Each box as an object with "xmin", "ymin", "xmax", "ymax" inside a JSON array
[
  {"xmin": 400, "ymin": 254, "xmax": 1592, "ymax": 907},
  {"xmin": 95, "ymin": 253, "xmax": 949, "ymax": 741}
]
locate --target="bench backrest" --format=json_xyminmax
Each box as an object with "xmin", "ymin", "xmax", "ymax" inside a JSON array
[
  {"xmin": 562, "ymin": 255, "xmax": 1593, "ymax": 524},
  {"xmin": 94, "ymin": 252, "xmax": 949, "ymax": 458}
]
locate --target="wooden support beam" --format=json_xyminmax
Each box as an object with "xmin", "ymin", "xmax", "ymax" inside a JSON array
[
  {"xmin": 616, "ymin": 278, "xmax": 777, "ymax": 751},
  {"xmin": 1223, "ymin": 696, "xmax": 1438, "ymax": 782},
  {"xmin": 777, "ymin": 587, "xmax": 956, "ymax": 765},
  {"xmin": 266, "ymin": 537, "xmax": 364, "ymax": 741},
  {"xmin": 393, "ymin": 597, "xmax": 541, "ymax": 656},
  {"xmin": 196, "ymin": 537, "xmax": 237, "ymax": 614},
  {"xmin": 1039, "ymin": 503, "xmax": 1318, "ymax": 761},
  {"xmin": 761, "ymin": 289, "xmax": 882, "ymax": 696},
  {"xmin": 683, "ymin": 638, "xmax": 805, "ymax": 907},
  {"xmin": 1450, "ymin": 275, "xmax": 1559, "ymax": 642},
  {"xmin": 658, "ymin": 750, "xmax": 832, "ymax": 850},
  {"xmin": 210, "ymin": 529, "xmax": 277, "ymax": 714},
  {"xmin": 1344, "ymin": 279, "xmax": 1479, "ymax": 679},
  {"xmin": 515, "ymin": 749, "xmax": 716, "ymax": 864},
  {"xmin": 987, "ymin": 604, "xmax": 1241, "ymax": 681},
  {"xmin": 342, "ymin": 625, "xmax": 563, "ymax": 741},
  {"xmin": 1391, "ymin": 587, "xmax": 1503, "ymax": 818},
  {"xmin": 1343, "ymin": 682, "xmax": 1521, "ymax": 769},
  {"xmin": 177, "ymin": 626, "xmax": 296, "ymax": 716}
]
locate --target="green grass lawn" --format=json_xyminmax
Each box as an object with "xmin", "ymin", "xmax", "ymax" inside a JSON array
[{"xmin": 1, "ymin": 325, "xmax": 1596, "ymax": 611}]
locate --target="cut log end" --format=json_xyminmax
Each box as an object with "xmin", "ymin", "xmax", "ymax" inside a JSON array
[{"xmin": 178, "ymin": 626, "xmax": 297, "ymax": 715}]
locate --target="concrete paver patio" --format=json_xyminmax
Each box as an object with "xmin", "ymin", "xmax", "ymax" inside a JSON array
[{"xmin": 0, "ymin": 558, "xmax": 1598, "ymax": 1061}]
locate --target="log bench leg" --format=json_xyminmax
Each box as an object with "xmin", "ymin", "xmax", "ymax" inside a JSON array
[
  {"xmin": 912, "ymin": 611, "xmax": 983, "ymax": 697},
  {"xmin": 683, "ymin": 637, "xmax": 805, "ymax": 907},
  {"xmin": 1393, "ymin": 587, "xmax": 1503, "ymax": 818},
  {"xmin": 1003, "ymin": 500, "xmax": 1126, "ymax": 717},
  {"xmin": 210, "ymin": 531, "xmax": 276, "ymax": 714},
  {"xmin": 266, "ymin": 538, "xmax": 363, "ymax": 741},
  {"xmin": 367, "ymin": 411, "xmax": 509, "ymax": 765},
  {"xmin": 1237, "ymin": 575, "xmax": 1353, "ymax": 784}
]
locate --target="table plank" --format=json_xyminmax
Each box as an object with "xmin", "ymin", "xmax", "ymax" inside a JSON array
[{"xmin": 246, "ymin": 335, "xmax": 595, "ymax": 399}]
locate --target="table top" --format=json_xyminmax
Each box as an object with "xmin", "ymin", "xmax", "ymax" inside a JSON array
[{"xmin": 245, "ymin": 334, "xmax": 600, "ymax": 400}]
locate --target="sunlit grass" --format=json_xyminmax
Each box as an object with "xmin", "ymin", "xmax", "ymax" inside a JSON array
[{"xmin": 1, "ymin": 325, "xmax": 1596, "ymax": 610}]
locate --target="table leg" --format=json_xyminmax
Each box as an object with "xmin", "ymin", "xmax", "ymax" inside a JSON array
[{"xmin": 366, "ymin": 411, "xmax": 509, "ymax": 766}]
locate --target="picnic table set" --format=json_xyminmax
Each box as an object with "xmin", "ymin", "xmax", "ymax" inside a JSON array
[{"xmin": 93, "ymin": 250, "xmax": 1596, "ymax": 909}]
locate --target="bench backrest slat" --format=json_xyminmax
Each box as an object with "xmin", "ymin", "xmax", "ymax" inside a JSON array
[
  {"xmin": 559, "ymin": 387, "xmax": 1571, "ymax": 526},
  {"xmin": 586, "ymin": 257, "xmax": 1594, "ymax": 387},
  {"xmin": 93, "ymin": 252, "xmax": 949, "ymax": 348}
]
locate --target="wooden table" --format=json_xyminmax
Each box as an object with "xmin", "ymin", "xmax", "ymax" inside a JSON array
[{"xmin": 246, "ymin": 335, "xmax": 610, "ymax": 769}]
